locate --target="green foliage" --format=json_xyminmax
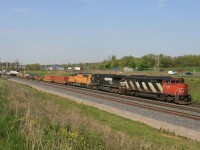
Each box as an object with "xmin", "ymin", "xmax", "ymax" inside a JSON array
[
  {"xmin": 104, "ymin": 62, "xmax": 111, "ymax": 69},
  {"xmin": 136, "ymin": 60, "xmax": 149, "ymax": 70},
  {"xmin": 128, "ymin": 59, "xmax": 136, "ymax": 68},
  {"xmin": 184, "ymin": 76, "xmax": 200, "ymax": 102},
  {"xmin": 142, "ymin": 54, "xmax": 157, "ymax": 67},
  {"xmin": 119, "ymin": 55, "xmax": 134, "ymax": 67},
  {"xmin": 159, "ymin": 54, "xmax": 174, "ymax": 68},
  {"xmin": 174, "ymin": 55, "xmax": 200, "ymax": 67},
  {"xmin": 0, "ymin": 82, "xmax": 28, "ymax": 149},
  {"xmin": 26, "ymin": 63, "xmax": 41, "ymax": 70},
  {"xmin": 111, "ymin": 61, "xmax": 119, "ymax": 69}
]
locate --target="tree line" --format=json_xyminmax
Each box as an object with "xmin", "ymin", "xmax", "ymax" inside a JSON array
[
  {"xmin": 1, "ymin": 54, "xmax": 199, "ymax": 71},
  {"xmin": 81, "ymin": 54, "xmax": 200, "ymax": 71}
]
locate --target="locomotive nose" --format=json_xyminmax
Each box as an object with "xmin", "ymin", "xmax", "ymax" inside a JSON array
[{"xmin": 178, "ymin": 84, "xmax": 188, "ymax": 95}]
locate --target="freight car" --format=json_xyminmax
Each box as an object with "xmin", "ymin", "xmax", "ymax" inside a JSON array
[
  {"xmin": 43, "ymin": 75, "xmax": 54, "ymax": 82},
  {"xmin": 53, "ymin": 76, "xmax": 69, "ymax": 84},
  {"xmin": 90, "ymin": 74, "xmax": 191, "ymax": 104},
  {"xmin": 42, "ymin": 75, "xmax": 69, "ymax": 84}
]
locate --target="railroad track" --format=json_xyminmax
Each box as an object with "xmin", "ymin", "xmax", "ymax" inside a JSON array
[{"xmin": 10, "ymin": 77, "xmax": 200, "ymax": 121}]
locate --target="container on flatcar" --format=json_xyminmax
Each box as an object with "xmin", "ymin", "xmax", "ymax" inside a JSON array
[
  {"xmin": 53, "ymin": 76, "xmax": 69, "ymax": 84},
  {"xmin": 34, "ymin": 76, "xmax": 43, "ymax": 81},
  {"xmin": 43, "ymin": 75, "xmax": 54, "ymax": 82}
]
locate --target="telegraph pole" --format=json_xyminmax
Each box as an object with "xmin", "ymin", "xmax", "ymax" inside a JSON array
[
  {"xmin": 24, "ymin": 65, "xmax": 26, "ymax": 75},
  {"xmin": 1, "ymin": 58, "xmax": 3, "ymax": 77}
]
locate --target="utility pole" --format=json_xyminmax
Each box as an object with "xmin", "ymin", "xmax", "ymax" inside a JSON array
[
  {"xmin": 24, "ymin": 65, "xmax": 26, "ymax": 74},
  {"xmin": 2, "ymin": 66, "xmax": 3, "ymax": 77}
]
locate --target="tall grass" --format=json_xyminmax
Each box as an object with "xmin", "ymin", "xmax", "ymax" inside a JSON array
[
  {"xmin": 1, "ymin": 78, "xmax": 200, "ymax": 149},
  {"xmin": 0, "ymin": 79, "xmax": 135, "ymax": 149}
]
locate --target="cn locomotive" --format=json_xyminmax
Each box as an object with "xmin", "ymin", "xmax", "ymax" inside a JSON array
[
  {"xmin": 90, "ymin": 74, "xmax": 191, "ymax": 104},
  {"xmin": 17, "ymin": 73, "xmax": 192, "ymax": 104}
]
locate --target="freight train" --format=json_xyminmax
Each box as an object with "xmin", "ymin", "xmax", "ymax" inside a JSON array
[{"xmin": 17, "ymin": 73, "xmax": 191, "ymax": 104}]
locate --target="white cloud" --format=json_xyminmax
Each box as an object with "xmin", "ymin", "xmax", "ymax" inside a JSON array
[{"xmin": 157, "ymin": 0, "xmax": 166, "ymax": 7}]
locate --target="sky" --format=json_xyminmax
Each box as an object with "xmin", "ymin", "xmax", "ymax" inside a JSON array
[{"xmin": 0, "ymin": 0, "xmax": 200, "ymax": 64}]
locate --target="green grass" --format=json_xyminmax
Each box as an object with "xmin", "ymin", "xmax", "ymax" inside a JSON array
[
  {"xmin": 184, "ymin": 76, "xmax": 200, "ymax": 102},
  {"xmin": 1, "ymin": 78, "xmax": 200, "ymax": 149},
  {"xmin": 0, "ymin": 78, "xmax": 106, "ymax": 149},
  {"xmin": 0, "ymin": 81, "xmax": 28, "ymax": 149}
]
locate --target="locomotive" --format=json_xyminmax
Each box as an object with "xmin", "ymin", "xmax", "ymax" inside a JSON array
[{"xmin": 90, "ymin": 74, "xmax": 191, "ymax": 104}]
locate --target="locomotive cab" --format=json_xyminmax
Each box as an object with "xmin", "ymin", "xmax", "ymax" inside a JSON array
[
  {"xmin": 163, "ymin": 78, "xmax": 188, "ymax": 95},
  {"xmin": 162, "ymin": 78, "xmax": 191, "ymax": 104}
]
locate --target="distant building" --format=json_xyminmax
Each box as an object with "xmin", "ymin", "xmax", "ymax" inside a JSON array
[
  {"xmin": 124, "ymin": 67, "xmax": 133, "ymax": 72},
  {"xmin": 68, "ymin": 67, "xmax": 72, "ymax": 70},
  {"xmin": 54, "ymin": 65, "xmax": 64, "ymax": 70}
]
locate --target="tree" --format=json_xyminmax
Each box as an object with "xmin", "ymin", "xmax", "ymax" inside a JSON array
[
  {"xmin": 26, "ymin": 64, "xmax": 41, "ymax": 70},
  {"xmin": 159, "ymin": 54, "xmax": 174, "ymax": 68},
  {"xmin": 128, "ymin": 60, "xmax": 136, "ymax": 68},
  {"xmin": 119, "ymin": 55, "xmax": 134, "ymax": 67},
  {"xmin": 136, "ymin": 60, "xmax": 148, "ymax": 71},
  {"xmin": 111, "ymin": 55, "xmax": 117, "ymax": 61},
  {"xmin": 111, "ymin": 61, "xmax": 119, "ymax": 69},
  {"xmin": 104, "ymin": 62, "xmax": 111, "ymax": 69},
  {"xmin": 142, "ymin": 54, "xmax": 157, "ymax": 67}
]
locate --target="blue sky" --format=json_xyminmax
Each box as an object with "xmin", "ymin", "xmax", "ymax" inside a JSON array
[{"xmin": 0, "ymin": 0, "xmax": 200, "ymax": 64}]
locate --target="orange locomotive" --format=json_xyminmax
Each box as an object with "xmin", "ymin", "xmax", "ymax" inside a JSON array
[{"xmin": 68, "ymin": 73, "xmax": 92, "ymax": 88}]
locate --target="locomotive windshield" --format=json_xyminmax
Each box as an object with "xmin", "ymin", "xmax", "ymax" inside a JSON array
[{"xmin": 171, "ymin": 78, "xmax": 184, "ymax": 84}]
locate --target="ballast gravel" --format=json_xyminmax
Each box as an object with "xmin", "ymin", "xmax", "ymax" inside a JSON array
[{"xmin": 10, "ymin": 78, "xmax": 200, "ymax": 142}]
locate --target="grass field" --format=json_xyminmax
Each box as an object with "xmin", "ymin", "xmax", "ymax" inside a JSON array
[{"xmin": 0, "ymin": 78, "xmax": 200, "ymax": 149}]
